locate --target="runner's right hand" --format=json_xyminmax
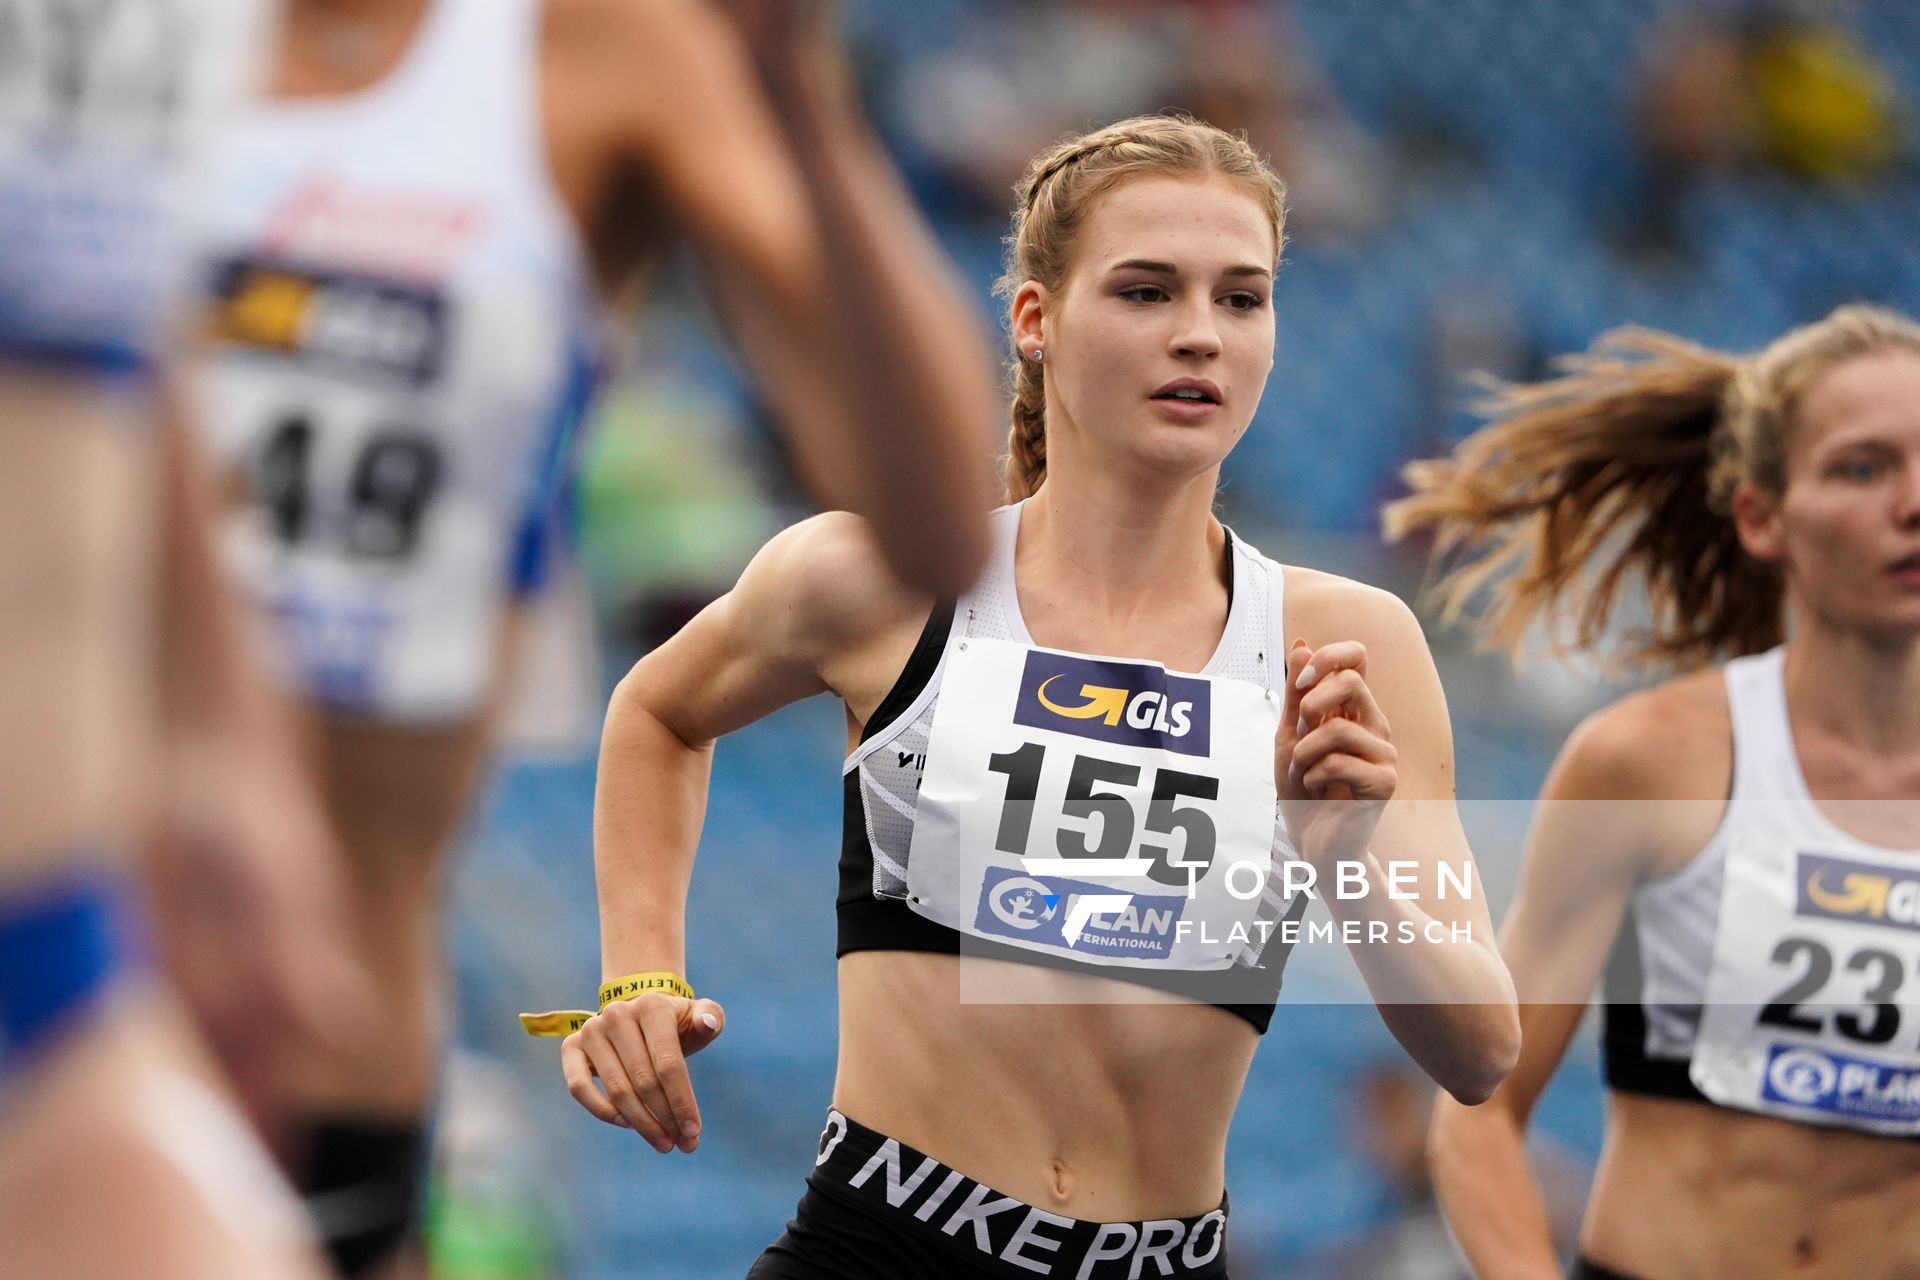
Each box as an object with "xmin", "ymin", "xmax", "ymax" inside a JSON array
[{"xmin": 561, "ymin": 993, "xmax": 727, "ymax": 1153}]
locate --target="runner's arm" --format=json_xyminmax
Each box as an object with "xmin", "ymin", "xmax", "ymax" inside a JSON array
[
  {"xmin": 1286, "ymin": 584, "xmax": 1520, "ymax": 1103},
  {"xmin": 576, "ymin": 514, "xmax": 920, "ymax": 1149},
  {"xmin": 562, "ymin": 0, "xmax": 993, "ymax": 597},
  {"xmin": 1429, "ymin": 706, "xmax": 1658, "ymax": 1279},
  {"xmin": 150, "ymin": 382, "xmax": 360, "ymax": 1123},
  {"xmin": 593, "ymin": 513, "xmax": 918, "ymax": 981}
]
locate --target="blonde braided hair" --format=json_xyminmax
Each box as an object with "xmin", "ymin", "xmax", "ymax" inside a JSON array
[{"xmin": 992, "ymin": 114, "xmax": 1288, "ymax": 501}]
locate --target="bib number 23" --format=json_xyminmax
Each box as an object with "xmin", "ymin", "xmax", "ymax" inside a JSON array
[{"xmin": 1760, "ymin": 935, "xmax": 1909, "ymax": 1046}]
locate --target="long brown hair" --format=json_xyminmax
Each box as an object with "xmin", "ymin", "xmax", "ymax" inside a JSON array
[
  {"xmin": 1383, "ymin": 303, "xmax": 1920, "ymax": 670},
  {"xmin": 993, "ymin": 114, "xmax": 1288, "ymax": 502}
]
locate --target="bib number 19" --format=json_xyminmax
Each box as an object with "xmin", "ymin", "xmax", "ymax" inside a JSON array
[
  {"xmin": 986, "ymin": 742, "xmax": 1219, "ymax": 887},
  {"xmin": 257, "ymin": 414, "xmax": 442, "ymax": 560}
]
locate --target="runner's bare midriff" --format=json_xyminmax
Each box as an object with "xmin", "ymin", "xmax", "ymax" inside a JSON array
[
  {"xmin": 833, "ymin": 949, "xmax": 1256, "ymax": 1223},
  {"xmin": 1583, "ymin": 1092, "xmax": 1920, "ymax": 1280},
  {"xmin": 0, "ymin": 376, "xmax": 152, "ymax": 875}
]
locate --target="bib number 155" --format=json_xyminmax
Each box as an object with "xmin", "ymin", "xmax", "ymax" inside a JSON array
[{"xmin": 986, "ymin": 742, "xmax": 1219, "ymax": 887}]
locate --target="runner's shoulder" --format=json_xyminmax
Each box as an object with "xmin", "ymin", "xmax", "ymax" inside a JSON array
[
  {"xmin": 545, "ymin": 0, "xmax": 723, "ymax": 58},
  {"xmin": 734, "ymin": 512, "xmax": 932, "ymax": 659},
  {"xmin": 542, "ymin": 0, "xmax": 736, "ymax": 135},
  {"xmin": 1553, "ymin": 667, "xmax": 1730, "ymax": 803},
  {"xmin": 1280, "ymin": 564, "xmax": 1430, "ymax": 665},
  {"xmin": 545, "ymin": 0, "xmax": 744, "ymax": 147}
]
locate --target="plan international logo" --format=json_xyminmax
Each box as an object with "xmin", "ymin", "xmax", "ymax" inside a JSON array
[
  {"xmin": 1763, "ymin": 1043, "xmax": 1920, "ymax": 1124},
  {"xmin": 1011, "ymin": 651, "xmax": 1210, "ymax": 757},
  {"xmin": 972, "ymin": 867, "xmax": 1186, "ymax": 960},
  {"xmin": 1796, "ymin": 852, "xmax": 1920, "ymax": 932}
]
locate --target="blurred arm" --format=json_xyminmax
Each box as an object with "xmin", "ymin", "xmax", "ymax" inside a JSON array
[
  {"xmin": 1429, "ymin": 710, "xmax": 1655, "ymax": 1280},
  {"xmin": 155, "ymin": 381, "xmax": 287, "ymax": 755},
  {"xmin": 152, "ymin": 382, "xmax": 359, "ymax": 1123},
  {"xmin": 561, "ymin": 0, "xmax": 995, "ymax": 597}
]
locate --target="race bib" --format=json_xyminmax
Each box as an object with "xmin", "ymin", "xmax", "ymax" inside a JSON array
[
  {"xmin": 905, "ymin": 637, "xmax": 1281, "ymax": 972},
  {"xmin": 1691, "ymin": 834, "xmax": 1920, "ymax": 1136},
  {"xmin": 198, "ymin": 255, "xmax": 514, "ymax": 719}
]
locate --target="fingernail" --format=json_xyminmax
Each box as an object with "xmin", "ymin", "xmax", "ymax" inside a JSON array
[
  {"xmin": 613, "ymin": 1116, "xmax": 631, "ymax": 1129},
  {"xmin": 701, "ymin": 1012, "xmax": 720, "ymax": 1031},
  {"xmin": 1294, "ymin": 664, "xmax": 1317, "ymax": 690},
  {"xmin": 653, "ymin": 1138, "xmax": 673, "ymax": 1153},
  {"xmin": 682, "ymin": 1120, "xmax": 701, "ymax": 1139},
  {"xmin": 1295, "ymin": 716, "xmax": 1308, "ymax": 737},
  {"xmin": 1288, "ymin": 762, "xmax": 1302, "ymax": 785}
]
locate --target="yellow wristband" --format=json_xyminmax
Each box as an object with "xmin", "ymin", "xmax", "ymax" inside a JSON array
[
  {"xmin": 517, "ymin": 972, "xmax": 695, "ymax": 1038},
  {"xmin": 517, "ymin": 1009, "xmax": 595, "ymax": 1037},
  {"xmin": 597, "ymin": 971, "xmax": 694, "ymax": 1007}
]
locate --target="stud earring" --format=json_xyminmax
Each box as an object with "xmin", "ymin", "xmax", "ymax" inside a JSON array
[{"xmin": 1032, "ymin": 349, "xmax": 1044, "ymax": 363}]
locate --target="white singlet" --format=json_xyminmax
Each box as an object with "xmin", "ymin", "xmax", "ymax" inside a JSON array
[
  {"xmin": 0, "ymin": 0, "xmax": 265, "ymax": 374},
  {"xmin": 188, "ymin": 0, "xmax": 609, "ymax": 720},
  {"xmin": 1605, "ymin": 647, "xmax": 1920, "ymax": 1137}
]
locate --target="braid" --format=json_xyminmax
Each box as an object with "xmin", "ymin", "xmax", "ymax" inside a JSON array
[
  {"xmin": 1005, "ymin": 356, "xmax": 1048, "ymax": 501},
  {"xmin": 1020, "ymin": 140, "xmax": 1115, "ymax": 212}
]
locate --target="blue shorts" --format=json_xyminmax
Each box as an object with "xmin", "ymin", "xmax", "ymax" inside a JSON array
[{"xmin": 0, "ymin": 870, "xmax": 139, "ymax": 1076}]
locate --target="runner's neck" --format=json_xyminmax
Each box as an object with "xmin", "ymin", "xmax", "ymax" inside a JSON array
[
  {"xmin": 275, "ymin": 0, "xmax": 438, "ymax": 98},
  {"xmin": 1784, "ymin": 621, "xmax": 1920, "ymax": 757}
]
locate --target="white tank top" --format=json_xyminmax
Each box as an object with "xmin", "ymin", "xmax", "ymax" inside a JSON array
[
  {"xmin": 187, "ymin": 0, "xmax": 608, "ymax": 720},
  {"xmin": 1608, "ymin": 647, "xmax": 1920, "ymax": 1135},
  {"xmin": 0, "ymin": 0, "xmax": 265, "ymax": 375}
]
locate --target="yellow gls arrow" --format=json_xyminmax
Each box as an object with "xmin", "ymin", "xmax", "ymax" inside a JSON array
[
  {"xmin": 1806, "ymin": 870, "xmax": 1890, "ymax": 918},
  {"xmin": 1037, "ymin": 675, "xmax": 1129, "ymax": 725},
  {"xmin": 223, "ymin": 271, "xmax": 312, "ymax": 348}
]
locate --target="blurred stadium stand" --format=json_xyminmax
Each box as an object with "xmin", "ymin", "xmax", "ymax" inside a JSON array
[{"xmin": 441, "ymin": 1, "xmax": 1918, "ymax": 1275}]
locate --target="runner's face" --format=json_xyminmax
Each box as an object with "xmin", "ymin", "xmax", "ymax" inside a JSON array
[
  {"xmin": 1769, "ymin": 351, "xmax": 1920, "ymax": 637},
  {"xmin": 1042, "ymin": 173, "xmax": 1275, "ymax": 484}
]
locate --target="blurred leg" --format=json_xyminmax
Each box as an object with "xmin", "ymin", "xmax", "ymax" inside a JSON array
[
  {"xmin": 282, "ymin": 711, "xmax": 501, "ymax": 1279},
  {"xmin": 0, "ymin": 994, "xmax": 327, "ymax": 1280},
  {"xmin": 0, "ymin": 382, "xmax": 325, "ymax": 1278}
]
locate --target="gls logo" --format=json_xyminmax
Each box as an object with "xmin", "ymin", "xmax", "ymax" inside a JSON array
[
  {"xmin": 208, "ymin": 256, "xmax": 449, "ymax": 387},
  {"xmin": 1796, "ymin": 852, "xmax": 1920, "ymax": 933},
  {"xmin": 1012, "ymin": 651, "xmax": 1210, "ymax": 758}
]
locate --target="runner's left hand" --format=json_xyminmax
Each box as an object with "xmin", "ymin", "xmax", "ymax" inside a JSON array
[{"xmin": 1276, "ymin": 638, "xmax": 1397, "ymax": 873}]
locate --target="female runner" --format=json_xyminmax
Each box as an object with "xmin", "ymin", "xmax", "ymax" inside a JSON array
[
  {"xmin": 1395, "ymin": 305, "xmax": 1920, "ymax": 1279},
  {"xmin": 1, "ymin": 1, "xmax": 348, "ymax": 1276},
  {"xmin": 561, "ymin": 114, "xmax": 1518, "ymax": 1278},
  {"xmin": 187, "ymin": 1, "xmax": 997, "ymax": 1272}
]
